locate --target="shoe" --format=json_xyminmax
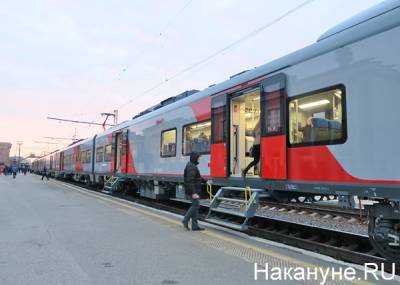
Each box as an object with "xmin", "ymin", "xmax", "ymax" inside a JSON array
[
  {"xmin": 192, "ymin": 227, "xmax": 205, "ymax": 231},
  {"xmin": 182, "ymin": 222, "xmax": 190, "ymax": 231}
]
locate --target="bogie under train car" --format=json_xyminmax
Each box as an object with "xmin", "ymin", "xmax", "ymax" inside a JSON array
[{"xmin": 34, "ymin": 1, "xmax": 400, "ymax": 261}]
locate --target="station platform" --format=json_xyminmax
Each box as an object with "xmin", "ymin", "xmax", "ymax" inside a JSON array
[{"xmin": 1, "ymin": 174, "xmax": 398, "ymax": 285}]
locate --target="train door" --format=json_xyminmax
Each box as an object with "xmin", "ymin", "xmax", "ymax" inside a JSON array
[
  {"xmin": 260, "ymin": 73, "xmax": 287, "ymax": 180},
  {"xmin": 210, "ymin": 95, "xmax": 228, "ymax": 177},
  {"xmin": 60, "ymin": 152, "xmax": 64, "ymax": 171},
  {"xmin": 114, "ymin": 130, "xmax": 128, "ymax": 174},
  {"xmin": 230, "ymin": 87, "xmax": 261, "ymax": 177}
]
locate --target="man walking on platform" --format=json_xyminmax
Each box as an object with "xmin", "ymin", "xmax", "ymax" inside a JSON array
[
  {"xmin": 182, "ymin": 152, "xmax": 205, "ymax": 231},
  {"xmin": 11, "ymin": 165, "xmax": 17, "ymax": 179},
  {"xmin": 41, "ymin": 166, "xmax": 50, "ymax": 181}
]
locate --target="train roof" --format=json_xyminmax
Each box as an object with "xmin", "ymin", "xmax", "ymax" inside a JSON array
[
  {"xmin": 95, "ymin": 120, "xmax": 134, "ymax": 138},
  {"xmin": 62, "ymin": 137, "xmax": 93, "ymax": 151},
  {"xmin": 318, "ymin": 0, "xmax": 400, "ymax": 41}
]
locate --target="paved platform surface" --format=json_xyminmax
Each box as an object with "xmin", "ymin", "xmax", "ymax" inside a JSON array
[{"xmin": 0, "ymin": 174, "xmax": 397, "ymax": 285}]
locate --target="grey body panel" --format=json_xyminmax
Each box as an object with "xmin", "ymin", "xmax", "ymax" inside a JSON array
[{"xmin": 286, "ymin": 25, "xmax": 400, "ymax": 180}]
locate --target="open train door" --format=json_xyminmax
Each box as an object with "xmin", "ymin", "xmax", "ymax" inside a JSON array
[
  {"xmin": 114, "ymin": 129, "xmax": 129, "ymax": 174},
  {"xmin": 210, "ymin": 94, "xmax": 228, "ymax": 177},
  {"xmin": 260, "ymin": 73, "xmax": 287, "ymax": 180}
]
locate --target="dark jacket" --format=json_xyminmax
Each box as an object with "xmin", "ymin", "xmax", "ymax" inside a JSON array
[{"xmin": 184, "ymin": 152, "xmax": 202, "ymax": 196}]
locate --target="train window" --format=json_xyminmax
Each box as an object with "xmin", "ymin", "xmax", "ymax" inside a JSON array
[
  {"xmin": 211, "ymin": 95, "xmax": 227, "ymax": 144},
  {"xmin": 262, "ymin": 90, "xmax": 283, "ymax": 136},
  {"xmin": 81, "ymin": 150, "xmax": 91, "ymax": 164},
  {"xmin": 104, "ymin": 144, "xmax": 112, "ymax": 162},
  {"xmin": 81, "ymin": 151, "xmax": 87, "ymax": 164},
  {"xmin": 289, "ymin": 85, "xmax": 346, "ymax": 146},
  {"xmin": 182, "ymin": 120, "xmax": 211, "ymax": 155},
  {"xmin": 96, "ymin": 147, "xmax": 104, "ymax": 162},
  {"xmin": 160, "ymin": 128, "xmax": 177, "ymax": 157}
]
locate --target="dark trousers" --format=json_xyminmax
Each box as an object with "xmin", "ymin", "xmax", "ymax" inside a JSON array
[
  {"xmin": 182, "ymin": 198, "xmax": 200, "ymax": 229},
  {"xmin": 41, "ymin": 172, "xmax": 49, "ymax": 180},
  {"xmin": 243, "ymin": 144, "xmax": 261, "ymax": 176}
]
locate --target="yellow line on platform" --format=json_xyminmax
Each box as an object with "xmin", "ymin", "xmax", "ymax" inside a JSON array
[{"xmin": 50, "ymin": 180, "xmax": 371, "ymax": 285}]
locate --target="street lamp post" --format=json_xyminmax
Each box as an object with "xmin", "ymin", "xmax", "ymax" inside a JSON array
[{"xmin": 17, "ymin": 141, "xmax": 23, "ymax": 168}]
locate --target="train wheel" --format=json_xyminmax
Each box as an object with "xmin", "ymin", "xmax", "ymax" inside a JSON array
[
  {"xmin": 85, "ymin": 176, "xmax": 91, "ymax": 186},
  {"xmin": 367, "ymin": 202, "xmax": 400, "ymax": 262},
  {"xmin": 296, "ymin": 196, "xmax": 306, "ymax": 203},
  {"xmin": 313, "ymin": 195, "xmax": 322, "ymax": 202}
]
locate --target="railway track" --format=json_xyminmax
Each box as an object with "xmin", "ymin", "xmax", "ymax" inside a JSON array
[
  {"xmin": 55, "ymin": 178, "xmax": 398, "ymax": 273},
  {"xmin": 259, "ymin": 200, "xmax": 367, "ymax": 223}
]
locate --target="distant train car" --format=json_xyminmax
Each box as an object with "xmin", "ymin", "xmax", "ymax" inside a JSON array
[
  {"xmin": 57, "ymin": 138, "xmax": 93, "ymax": 182},
  {"xmin": 31, "ymin": 159, "xmax": 39, "ymax": 173},
  {"xmin": 51, "ymin": 150, "xmax": 61, "ymax": 177},
  {"xmin": 93, "ymin": 131, "xmax": 114, "ymax": 185},
  {"xmin": 42, "ymin": 1, "xmax": 400, "ymax": 261},
  {"xmin": 32, "ymin": 154, "xmax": 50, "ymax": 174}
]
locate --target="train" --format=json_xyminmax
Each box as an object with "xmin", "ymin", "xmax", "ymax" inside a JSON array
[{"xmin": 32, "ymin": 1, "xmax": 400, "ymax": 262}]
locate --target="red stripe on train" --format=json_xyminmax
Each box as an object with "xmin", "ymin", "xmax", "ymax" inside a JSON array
[
  {"xmin": 261, "ymin": 136, "xmax": 287, "ymax": 180},
  {"xmin": 126, "ymin": 142, "xmax": 137, "ymax": 174},
  {"xmin": 189, "ymin": 96, "xmax": 211, "ymax": 121},
  {"xmin": 210, "ymin": 143, "xmax": 227, "ymax": 177},
  {"xmin": 288, "ymin": 146, "xmax": 400, "ymax": 185}
]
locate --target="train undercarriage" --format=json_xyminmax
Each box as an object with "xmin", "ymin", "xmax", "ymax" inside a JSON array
[{"xmin": 367, "ymin": 202, "xmax": 400, "ymax": 262}]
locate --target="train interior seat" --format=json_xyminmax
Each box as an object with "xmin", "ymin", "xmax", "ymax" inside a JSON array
[
  {"xmin": 311, "ymin": 118, "xmax": 330, "ymax": 141},
  {"xmin": 311, "ymin": 118, "xmax": 342, "ymax": 142}
]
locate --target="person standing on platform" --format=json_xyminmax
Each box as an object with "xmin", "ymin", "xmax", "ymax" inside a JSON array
[
  {"xmin": 182, "ymin": 152, "xmax": 205, "ymax": 231},
  {"xmin": 41, "ymin": 166, "xmax": 50, "ymax": 181},
  {"xmin": 11, "ymin": 165, "xmax": 17, "ymax": 179}
]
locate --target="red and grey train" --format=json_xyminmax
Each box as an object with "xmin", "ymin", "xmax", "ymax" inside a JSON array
[{"xmin": 32, "ymin": 1, "xmax": 400, "ymax": 261}]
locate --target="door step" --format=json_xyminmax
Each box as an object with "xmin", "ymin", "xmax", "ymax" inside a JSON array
[
  {"xmin": 205, "ymin": 186, "xmax": 264, "ymax": 231},
  {"xmin": 102, "ymin": 176, "xmax": 125, "ymax": 194}
]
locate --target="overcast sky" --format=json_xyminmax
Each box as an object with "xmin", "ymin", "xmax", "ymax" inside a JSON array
[{"xmin": 0, "ymin": 0, "xmax": 382, "ymax": 157}]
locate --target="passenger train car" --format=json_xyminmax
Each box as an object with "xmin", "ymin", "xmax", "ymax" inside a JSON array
[{"xmin": 33, "ymin": 1, "xmax": 400, "ymax": 261}]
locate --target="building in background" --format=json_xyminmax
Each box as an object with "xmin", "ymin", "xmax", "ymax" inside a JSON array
[{"xmin": 0, "ymin": 142, "xmax": 12, "ymax": 166}]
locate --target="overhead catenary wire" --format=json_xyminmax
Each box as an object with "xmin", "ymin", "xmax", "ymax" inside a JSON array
[
  {"xmin": 116, "ymin": 0, "xmax": 315, "ymax": 111},
  {"xmin": 159, "ymin": 0, "xmax": 194, "ymax": 36},
  {"xmin": 118, "ymin": 0, "xmax": 195, "ymax": 78},
  {"xmin": 83, "ymin": 0, "xmax": 196, "ymax": 124}
]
